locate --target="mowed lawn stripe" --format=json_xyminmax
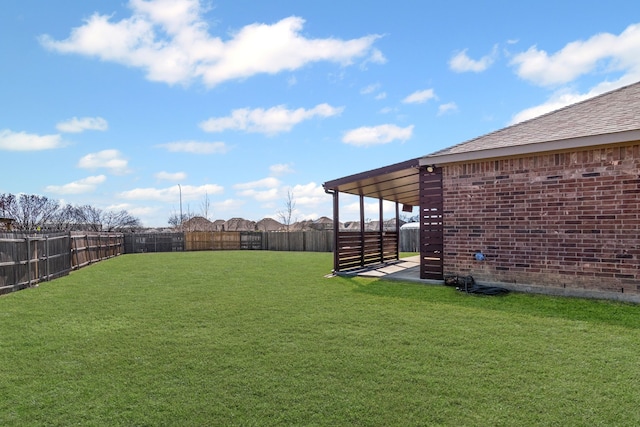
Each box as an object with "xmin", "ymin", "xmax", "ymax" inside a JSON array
[{"xmin": 1, "ymin": 251, "xmax": 639, "ymax": 426}]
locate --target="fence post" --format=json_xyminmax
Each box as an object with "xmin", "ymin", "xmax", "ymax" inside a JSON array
[
  {"xmin": 45, "ymin": 235, "xmax": 50, "ymax": 282},
  {"xmin": 26, "ymin": 237, "xmax": 32, "ymax": 286},
  {"xmin": 72, "ymin": 234, "xmax": 79, "ymax": 270},
  {"xmin": 68, "ymin": 231, "xmax": 72, "ymax": 271}
]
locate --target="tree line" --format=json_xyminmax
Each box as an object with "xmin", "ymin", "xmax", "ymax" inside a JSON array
[{"xmin": 0, "ymin": 193, "xmax": 141, "ymax": 232}]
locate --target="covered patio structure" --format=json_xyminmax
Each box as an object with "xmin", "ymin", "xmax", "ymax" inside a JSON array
[{"xmin": 323, "ymin": 158, "xmax": 444, "ymax": 280}]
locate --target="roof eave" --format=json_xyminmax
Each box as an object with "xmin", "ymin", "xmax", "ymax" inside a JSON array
[
  {"xmin": 323, "ymin": 157, "xmax": 421, "ymax": 191},
  {"xmin": 420, "ymin": 129, "xmax": 640, "ymax": 166}
]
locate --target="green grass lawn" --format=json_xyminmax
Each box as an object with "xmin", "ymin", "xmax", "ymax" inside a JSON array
[{"xmin": 1, "ymin": 251, "xmax": 639, "ymax": 426}]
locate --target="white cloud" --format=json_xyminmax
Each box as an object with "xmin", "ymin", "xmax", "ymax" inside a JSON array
[
  {"xmin": 449, "ymin": 46, "xmax": 498, "ymax": 72},
  {"xmin": 213, "ymin": 198, "xmax": 246, "ymax": 213},
  {"xmin": 157, "ymin": 141, "xmax": 228, "ymax": 154},
  {"xmin": 270, "ymin": 163, "xmax": 294, "ymax": 176},
  {"xmin": 233, "ymin": 177, "xmax": 281, "ymax": 202},
  {"xmin": 361, "ymin": 83, "xmax": 386, "ymax": 100},
  {"xmin": 242, "ymin": 187, "xmax": 280, "ymax": 202},
  {"xmin": 402, "ymin": 88, "xmax": 436, "ymax": 104},
  {"xmin": 360, "ymin": 48, "xmax": 387, "ymax": 70},
  {"xmin": 360, "ymin": 83, "xmax": 380, "ymax": 94},
  {"xmin": 342, "ymin": 199, "xmax": 398, "ymax": 220},
  {"xmin": 509, "ymin": 23, "xmax": 640, "ymax": 123},
  {"xmin": 155, "ymin": 171, "xmax": 187, "ymax": 181},
  {"xmin": 78, "ymin": 149, "xmax": 129, "ymax": 174},
  {"xmin": 123, "ymin": 204, "xmax": 157, "ymax": 217},
  {"xmin": 511, "ymin": 23, "xmax": 640, "ymax": 86},
  {"xmin": 45, "ymin": 175, "xmax": 107, "ymax": 194},
  {"xmin": 56, "ymin": 116, "xmax": 108, "ymax": 133},
  {"xmin": 437, "ymin": 102, "xmax": 458, "ymax": 116},
  {"xmin": 234, "ymin": 177, "xmax": 280, "ymax": 191},
  {"xmin": 342, "ymin": 124, "xmax": 413, "ymax": 147},
  {"xmin": 0, "ymin": 129, "xmax": 64, "ymax": 151},
  {"xmin": 119, "ymin": 183, "xmax": 223, "ymax": 202},
  {"xmin": 39, "ymin": 1, "xmax": 382, "ymax": 87},
  {"xmin": 106, "ymin": 203, "xmax": 131, "ymax": 211},
  {"xmin": 290, "ymin": 182, "xmax": 326, "ymax": 207},
  {"xmin": 254, "ymin": 182, "xmax": 329, "ymax": 220},
  {"xmin": 368, "ymin": 48, "xmax": 387, "ymax": 64},
  {"xmin": 200, "ymin": 103, "xmax": 343, "ymax": 135}
]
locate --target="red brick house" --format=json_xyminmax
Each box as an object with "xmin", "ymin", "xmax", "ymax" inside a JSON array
[{"xmin": 323, "ymin": 81, "xmax": 640, "ymax": 299}]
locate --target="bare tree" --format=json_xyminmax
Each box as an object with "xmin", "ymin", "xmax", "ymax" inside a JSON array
[
  {"xmin": 168, "ymin": 210, "xmax": 193, "ymax": 229},
  {"xmin": 277, "ymin": 189, "xmax": 297, "ymax": 232},
  {"xmin": 168, "ymin": 212, "xmax": 181, "ymax": 228},
  {"xmin": 200, "ymin": 192, "xmax": 211, "ymax": 220},
  {"xmin": 102, "ymin": 210, "xmax": 141, "ymax": 231},
  {"xmin": 0, "ymin": 193, "xmax": 140, "ymax": 231},
  {"xmin": 49, "ymin": 204, "xmax": 78, "ymax": 231},
  {"xmin": 0, "ymin": 193, "xmax": 15, "ymax": 217},
  {"xmin": 73, "ymin": 205, "xmax": 103, "ymax": 231},
  {"xmin": 183, "ymin": 204, "xmax": 195, "ymax": 231},
  {"xmin": 3, "ymin": 194, "xmax": 59, "ymax": 231}
]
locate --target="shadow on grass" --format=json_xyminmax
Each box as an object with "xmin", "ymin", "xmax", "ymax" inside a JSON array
[{"xmin": 348, "ymin": 276, "xmax": 640, "ymax": 330}]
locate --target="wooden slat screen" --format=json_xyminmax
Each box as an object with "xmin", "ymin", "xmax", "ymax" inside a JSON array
[
  {"xmin": 336, "ymin": 231, "xmax": 398, "ymax": 271},
  {"xmin": 420, "ymin": 167, "xmax": 444, "ymax": 280}
]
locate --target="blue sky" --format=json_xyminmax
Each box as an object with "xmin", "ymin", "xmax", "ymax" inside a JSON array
[{"xmin": 2, "ymin": 0, "xmax": 640, "ymax": 227}]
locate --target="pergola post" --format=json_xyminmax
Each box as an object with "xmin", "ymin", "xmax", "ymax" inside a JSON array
[
  {"xmin": 379, "ymin": 198, "xmax": 384, "ymax": 263},
  {"xmin": 395, "ymin": 201, "xmax": 400, "ymax": 260},
  {"xmin": 359, "ymin": 194, "xmax": 365, "ymax": 267},
  {"xmin": 332, "ymin": 190, "xmax": 339, "ymax": 272}
]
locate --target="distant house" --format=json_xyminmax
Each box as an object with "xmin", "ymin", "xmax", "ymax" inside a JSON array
[
  {"xmin": 212, "ymin": 219, "xmax": 226, "ymax": 231},
  {"xmin": 182, "ymin": 216, "xmax": 216, "ymax": 231},
  {"xmin": 0, "ymin": 217, "xmax": 15, "ymax": 231},
  {"xmin": 256, "ymin": 217, "xmax": 283, "ymax": 231},
  {"xmin": 324, "ymin": 81, "xmax": 640, "ymax": 299},
  {"xmin": 224, "ymin": 218, "xmax": 257, "ymax": 231}
]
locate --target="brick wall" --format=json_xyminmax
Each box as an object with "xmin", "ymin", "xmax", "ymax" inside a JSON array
[{"xmin": 442, "ymin": 143, "xmax": 640, "ymax": 294}]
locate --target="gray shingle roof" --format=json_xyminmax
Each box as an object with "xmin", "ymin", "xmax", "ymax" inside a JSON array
[{"xmin": 426, "ymin": 80, "xmax": 640, "ymax": 159}]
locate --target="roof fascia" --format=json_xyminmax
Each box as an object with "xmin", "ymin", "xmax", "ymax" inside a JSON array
[
  {"xmin": 323, "ymin": 157, "xmax": 421, "ymax": 191},
  {"xmin": 420, "ymin": 129, "xmax": 640, "ymax": 166}
]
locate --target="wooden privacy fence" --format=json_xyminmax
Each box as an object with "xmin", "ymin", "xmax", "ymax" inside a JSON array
[
  {"xmin": 124, "ymin": 230, "xmax": 419, "ymax": 254},
  {"xmin": 70, "ymin": 232, "xmax": 124, "ymax": 270},
  {"xmin": 262, "ymin": 231, "xmax": 335, "ymax": 252},
  {"xmin": 0, "ymin": 232, "xmax": 123, "ymax": 295},
  {"xmin": 185, "ymin": 231, "xmax": 263, "ymax": 251},
  {"xmin": 124, "ymin": 232, "xmax": 185, "ymax": 253},
  {"xmin": 124, "ymin": 231, "xmax": 339, "ymax": 253}
]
